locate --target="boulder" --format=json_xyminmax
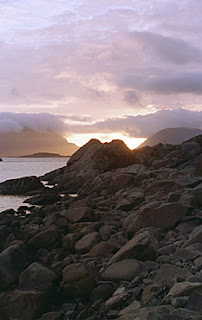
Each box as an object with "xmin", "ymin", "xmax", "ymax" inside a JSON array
[
  {"xmin": 123, "ymin": 202, "xmax": 190, "ymax": 237},
  {"xmin": 0, "ymin": 290, "xmax": 47, "ymax": 320},
  {"xmin": 154, "ymin": 264, "xmax": 190, "ymax": 289},
  {"xmin": 89, "ymin": 240, "xmax": 121, "ymax": 257},
  {"xmin": 109, "ymin": 229, "xmax": 158, "ymax": 264},
  {"xmin": 194, "ymin": 155, "xmax": 202, "ymax": 176},
  {"xmin": 118, "ymin": 304, "xmax": 202, "ymax": 320},
  {"xmin": 24, "ymin": 193, "xmax": 61, "ymax": 205},
  {"xmin": 75, "ymin": 232, "xmax": 101, "ymax": 253},
  {"xmin": 28, "ymin": 229, "xmax": 59, "ymax": 249},
  {"xmin": 90, "ymin": 283, "xmax": 114, "ymax": 302},
  {"xmin": 164, "ymin": 281, "xmax": 202, "ymax": 302},
  {"xmin": 115, "ymin": 192, "xmax": 145, "ymax": 211},
  {"xmin": 101, "ymin": 259, "xmax": 146, "ymax": 282},
  {"xmin": 66, "ymin": 198, "xmax": 95, "ymax": 223},
  {"xmin": 19, "ymin": 262, "xmax": 57, "ymax": 291},
  {"xmin": 183, "ymin": 225, "xmax": 202, "ymax": 247},
  {"xmin": 0, "ymin": 176, "xmax": 44, "ymax": 195},
  {"xmin": 66, "ymin": 139, "xmax": 134, "ymax": 177},
  {"xmin": 0, "ymin": 241, "xmax": 26, "ymax": 290},
  {"xmin": 62, "ymin": 263, "xmax": 97, "ymax": 297}
]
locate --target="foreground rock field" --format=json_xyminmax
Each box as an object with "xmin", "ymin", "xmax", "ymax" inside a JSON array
[{"xmin": 0, "ymin": 135, "xmax": 202, "ymax": 320}]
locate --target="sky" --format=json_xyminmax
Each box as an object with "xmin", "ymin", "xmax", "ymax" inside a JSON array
[{"xmin": 0, "ymin": 0, "xmax": 202, "ymax": 148}]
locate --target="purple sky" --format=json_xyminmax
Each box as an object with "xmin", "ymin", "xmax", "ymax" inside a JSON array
[{"xmin": 0, "ymin": 0, "xmax": 202, "ymax": 147}]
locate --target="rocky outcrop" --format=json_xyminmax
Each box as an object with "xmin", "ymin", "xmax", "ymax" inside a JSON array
[
  {"xmin": 0, "ymin": 176, "xmax": 44, "ymax": 195},
  {"xmin": 0, "ymin": 135, "xmax": 201, "ymax": 319}
]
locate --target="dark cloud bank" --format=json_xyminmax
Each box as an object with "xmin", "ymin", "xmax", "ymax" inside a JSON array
[{"xmin": 1, "ymin": 108, "xmax": 201, "ymax": 139}]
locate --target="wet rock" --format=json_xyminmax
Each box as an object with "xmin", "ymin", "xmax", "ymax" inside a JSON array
[
  {"xmin": 0, "ymin": 241, "xmax": 26, "ymax": 289},
  {"xmin": 75, "ymin": 232, "xmax": 101, "ymax": 254},
  {"xmin": 28, "ymin": 228, "xmax": 59, "ymax": 250},
  {"xmin": 0, "ymin": 176, "xmax": 44, "ymax": 195},
  {"xmin": 101, "ymin": 259, "xmax": 146, "ymax": 282},
  {"xmin": 19, "ymin": 262, "xmax": 57, "ymax": 291},
  {"xmin": 109, "ymin": 230, "xmax": 158, "ymax": 264},
  {"xmin": 25, "ymin": 193, "xmax": 61, "ymax": 205}
]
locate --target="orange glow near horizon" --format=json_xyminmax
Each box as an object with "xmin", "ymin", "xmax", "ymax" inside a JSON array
[{"xmin": 66, "ymin": 133, "xmax": 147, "ymax": 150}]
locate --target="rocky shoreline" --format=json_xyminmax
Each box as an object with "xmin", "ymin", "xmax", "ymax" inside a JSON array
[{"xmin": 0, "ymin": 135, "xmax": 202, "ymax": 320}]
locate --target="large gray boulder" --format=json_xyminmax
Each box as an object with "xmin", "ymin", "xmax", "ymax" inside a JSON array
[{"xmin": 0, "ymin": 241, "xmax": 26, "ymax": 289}]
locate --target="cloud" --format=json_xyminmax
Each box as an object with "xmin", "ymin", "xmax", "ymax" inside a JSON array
[
  {"xmin": 0, "ymin": 112, "xmax": 68, "ymax": 134},
  {"xmin": 69, "ymin": 108, "xmax": 202, "ymax": 137},
  {"xmin": 122, "ymin": 71, "xmax": 202, "ymax": 95},
  {"xmin": 128, "ymin": 31, "xmax": 202, "ymax": 64}
]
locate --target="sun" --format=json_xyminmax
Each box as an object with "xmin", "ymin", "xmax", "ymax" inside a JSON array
[{"xmin": 66, "ymin": 133, "xmax": 147, "ymax": 150}]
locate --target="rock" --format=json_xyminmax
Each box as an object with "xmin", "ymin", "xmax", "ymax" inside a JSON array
[
  {"xmin": 0, "ymin": 241, "xmax": 26, "ymax": 289},
  {"xmin": 118, "ymin": 305, "xmax": 202, "ymax": 320},
  {"xmin": 123, "ymin": 202, "xmax": 190, "ymax": 237},
  {"xmin": 66, "ymin": 139, "xmax": 133, "ymax": 177},
  {"xmin": 89, "ymin": 240, "xmax": 121, "ymax": 257},
  {"xmin": 142, "ymin": 284, "xmax": 162, "ymax": 305},
  {"xmin": 186, "ymin": 290, "xmax": 202, "ymax": 311},
  {"xmin": 90, "ymin": 284, "xmax": 114, "ymax": 302},
  {"xmin": 109, "ymin": 230, "xmax": 158, "ymax": 264},
  {"xmin": 115, "ymin": 192, "xmax": 145, "ymax": 211},
  {"xmin": 158, "ymin": 244, "xmax": 175, "ymax": 256},
  {"xmin": 0, "ymin": 176, "xmax": 44, "ymax": 195},
  {"xmin": 75, "ymin": 232, "xmax": 101, "ymax": 253},
  {"xmin": 62, "ymin": 263, "xmax": 97, "ymax": 297},
  {"xmin": 183, "ymin": 224, "xmax": 202, "ymax": 247},
  {"xmin": 181, "ymin": 141, "xmax": 200, "ymax": 157},
  {"xmin": 28, "ymin": 229, "xmax": 59, "ymax": 250},
  {"xmin": 103, "ymin": 292, "xmax": 129, "ymax": 311},
  {"xmin": 66, "ymin": 198, "xmax": 95, "ymax": 223},
  {"xmin": 164, "ymin": 281, "xmax": 202, "ymax": 302},
  {"xmin": 172, "ymin": 243, "xmax": 202, "ymax": 261},
  {"xmin": 194, "ymin": 154, "xmax": 202, "ymax": 176},
  {"xmin": 19, "ymin": 262, "xmax": 57, "ymax": 291},
  {"xmin": 101, "ymin": 259, "xmax": 146, "ymax": 282},
  {"xmin": 39, "ymin": 311, "xmax": 62, "ymax": 320},
  {"xmin": 24, "ymin": 193, "xmax": 61, "ymax": 205},
  {"xmin": 154, "ymin": 264, "xmax": 190, "ymax": 289},
  {"xmin": 0, "ymin": 290, "xmax": 47, "ymax": 320}
]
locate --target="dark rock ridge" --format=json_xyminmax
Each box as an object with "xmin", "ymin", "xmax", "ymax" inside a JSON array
[
  {"xmin": 138, "ymin": 127, "xmax": 202, "ymax": 148},
  {"xmin": 0, "ymin": 135, "xmax": 201, "ymax": 319}
]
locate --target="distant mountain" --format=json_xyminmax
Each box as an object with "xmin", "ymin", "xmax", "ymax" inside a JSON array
[
  {"xmin": 138, "ymin": 127, "xmax": 202, "ymax": 148},
  {"xmin": 19, "ymin": 152, "xmax": 69, "ymax": 158},
  {"xmin": 0, "ymin": 128, "xmax": 78, "ymax": 157}
]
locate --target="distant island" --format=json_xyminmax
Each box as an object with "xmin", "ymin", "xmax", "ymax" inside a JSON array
[
  {"xmin": 19, "ymin": 152, "xmax": 70, "ymax": 158},
  {"xmin": 0, "ymin": 128, "xmax": 78, "ymax": 157}
]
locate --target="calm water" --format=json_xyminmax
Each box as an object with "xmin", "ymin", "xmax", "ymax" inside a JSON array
[{"xmin": 0, "ymin": 158, "xmax": 69, "ymax": 212}]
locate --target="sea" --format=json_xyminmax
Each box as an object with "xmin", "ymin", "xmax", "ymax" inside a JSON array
[{"xmin": 0, "ymin": 157, "xmax": 69, "ymax": 212}]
